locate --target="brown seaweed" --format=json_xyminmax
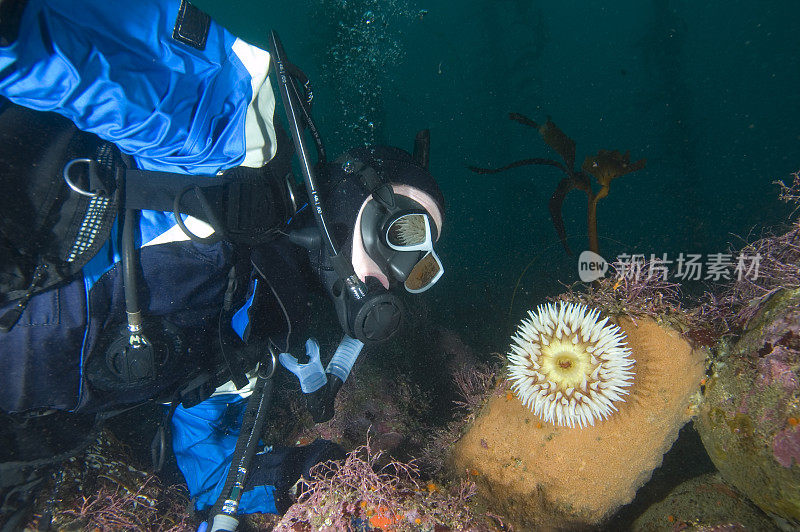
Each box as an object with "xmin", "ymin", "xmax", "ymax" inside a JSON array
[{"xmin": 469, "ymin": 113, "xmax": 646, "ymax": 256}]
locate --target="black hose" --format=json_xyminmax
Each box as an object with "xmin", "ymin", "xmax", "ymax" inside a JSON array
[
  {"xmin": 268, "ymin": 31, "xmax": 337, "ymax": 259},
  {"xmin": 121, "ymin": 208, "xmax": 140, "ymax": 317},
  {"xmin": 286, "ymin": 64, "xmax": 326, "ymax": 164},
  {"xmin": 173, "ymin": 186, "xmax": 223, "ymax": 244},
  {"xmin": 209, "ymin": 360, "xmax": 275, "ymax": 531}
]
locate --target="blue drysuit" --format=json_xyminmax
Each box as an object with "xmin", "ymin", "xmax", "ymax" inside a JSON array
[{"xmin": 0, "ymin": 0, "xmax": 297, "ymax": 514}]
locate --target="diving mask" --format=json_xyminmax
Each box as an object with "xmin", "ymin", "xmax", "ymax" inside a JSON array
[
  {"xmin": 384, "ymin": 212, "xmax": 444, "ymax": 292},
  {"xmin": 360, "ymin": 195, "xmax": 444, "ymax": 294}
]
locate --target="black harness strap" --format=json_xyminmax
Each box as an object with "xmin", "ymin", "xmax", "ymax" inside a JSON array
[
  {"xmin": 122, "ymin": 163, "xmax": 289, "ymax": 246},
  {"xmin": 218, "ymin": 263, "xmax": 251, "ymax": 390},
  {"xmin": 123, "ymin": 166, "xmax": 225, "ymax": 218}
]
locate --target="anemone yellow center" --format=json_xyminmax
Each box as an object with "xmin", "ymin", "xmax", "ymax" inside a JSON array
[{"xmin": 540, "ymin": 339, "xmax": 594, "ymax": 390}]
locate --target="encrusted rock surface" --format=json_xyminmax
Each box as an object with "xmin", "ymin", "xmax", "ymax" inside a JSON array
[
  {"xmin": 632, "ymin": 472, "xmax": 774, "ymax": 531},
  {"xmin": 695, "ymin": 288, "xmax": 800, "ymax": 530}
]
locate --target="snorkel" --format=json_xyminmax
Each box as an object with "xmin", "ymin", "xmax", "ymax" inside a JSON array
[{"xmin": 268, "ymin": 31, "xmax": 404, "ymax": 344}]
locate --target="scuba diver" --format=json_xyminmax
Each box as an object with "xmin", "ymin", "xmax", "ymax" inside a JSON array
[{"xmin": 0, "ymin": 1, "xmax": 445, "ymax": 530}]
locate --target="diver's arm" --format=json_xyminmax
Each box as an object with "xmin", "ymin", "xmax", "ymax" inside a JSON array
[{"xmin": 0, "ymin": 0, "xmax": 276, "ymax": 175}]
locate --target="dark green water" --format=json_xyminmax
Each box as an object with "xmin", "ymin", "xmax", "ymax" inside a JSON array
[{"xmin": 198, "ymin": 0, "xmax": 800, "ymax": 346}]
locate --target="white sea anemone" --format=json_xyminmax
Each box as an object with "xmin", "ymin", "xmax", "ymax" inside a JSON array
[
  {"xmin": 507, "ymin": 301, "xmax": 635, "ymax": 428},
  {"xmin": 389, "ymin": 214, "xmax": 427, "ymax": 246}
]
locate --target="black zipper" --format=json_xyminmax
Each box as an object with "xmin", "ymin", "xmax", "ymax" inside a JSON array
[{"xmin": 0, "ymin": 262, "xmax": 48, "ymax": 332}]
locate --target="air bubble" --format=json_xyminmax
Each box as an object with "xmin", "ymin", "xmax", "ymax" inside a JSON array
[{"xmin": 312, "ymin": 0, "xmax": 413, "ymax": 147}]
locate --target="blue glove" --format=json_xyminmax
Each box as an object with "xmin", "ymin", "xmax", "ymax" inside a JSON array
[{"xmin": 279, "ymin": 338, "xmax": 327, "ymax": 393}]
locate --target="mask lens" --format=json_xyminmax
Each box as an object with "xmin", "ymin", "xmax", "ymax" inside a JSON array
[
  {"xmin": 404, "ymin": 251, "xmax": 444, "ymax": 293},
  {"xmin": 386, "ymin": 213, "xmax": 430, "ymax": 250}
]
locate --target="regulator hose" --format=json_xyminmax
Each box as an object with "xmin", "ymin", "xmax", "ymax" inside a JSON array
[{"xmin": 208, "ymin": 351, "xmax": 276, "ymax": 532}]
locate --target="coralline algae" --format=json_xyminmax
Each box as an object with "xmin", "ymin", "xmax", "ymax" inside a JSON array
[{"xmin": 773, "ymin": 426, "xmax": 800, "ymax": 469}]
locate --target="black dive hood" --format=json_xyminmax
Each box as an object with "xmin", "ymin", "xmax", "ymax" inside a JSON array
[
  {"xmin": 304, "ymin": 141, "xmax": 439, "ymax": 343},
  {"xmin": 271, "ymin": 30, "xmax": 436, "ymax": 343}
]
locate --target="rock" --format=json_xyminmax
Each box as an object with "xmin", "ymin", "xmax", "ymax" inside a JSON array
[
  {"xmin": 294, "ymin": 356, "xmax": 430, "ymax": 457},
  {"xmin": 695, "ymin": 288, "xmax": 800, "ymax": 530},
  {"xmin": 449, "ymin": 317, "xmax": 706, "ymax": 529},
  {"xmin": 632, "ymin": 472, "xmax": 774, "ymax": 531}
]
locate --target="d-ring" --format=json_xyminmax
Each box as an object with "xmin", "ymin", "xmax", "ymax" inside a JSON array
[
  {"xmin": 63, "ymin": 158, "xmax": 99, "ymax": 197},
  {"xmin": 259, "ymin": 346, "xmax": 278, "ymax": 379}
]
